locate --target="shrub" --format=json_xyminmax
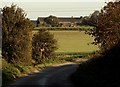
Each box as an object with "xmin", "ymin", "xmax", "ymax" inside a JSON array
[
  {"xmin": 14, "ymin": 65, "xmax": 30, "ymax": 73},
  {"xmin": 32, "ymin": 29, "xmax": 57, "ymax": 63},
  {"xmin": 2, "ymin": 60, "xmax": 21, "ymax": 85},
  {"xmin": 71, "ymin": 42, "xmax": 120, "ymax": 87},
  {"xmin": 2, "ymin": 4, "xmax": 34, "ymax": 65}
]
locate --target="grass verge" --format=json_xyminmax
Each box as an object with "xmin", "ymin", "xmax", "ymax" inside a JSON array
[{"xmin": 2, "ymin": 53, "xmax": 89, "ymax": 86}]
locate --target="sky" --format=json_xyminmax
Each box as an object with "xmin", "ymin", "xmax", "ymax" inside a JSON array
[{"xmin": 0, "ymin": 0, "xmax": 113, "ymax": 20}]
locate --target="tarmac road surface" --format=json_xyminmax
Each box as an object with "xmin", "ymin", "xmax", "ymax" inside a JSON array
[{"xmin": 6, "ymin": 63, "xmax": 79, "ymax": 87}]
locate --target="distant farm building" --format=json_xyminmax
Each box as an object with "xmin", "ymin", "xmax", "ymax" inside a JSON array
[{"xmin": 36, "ymin": 16, "xmax": 82, "ymax": 27}]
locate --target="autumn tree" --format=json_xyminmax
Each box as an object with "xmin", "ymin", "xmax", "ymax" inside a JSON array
[
  {"xmin": 2, "ymin": 4, "xmax": 34, "ymax": 65},
  {"xmin": 32, "ymin": 29, "xmax": 57, "ymax": 63},
  {"xmin": 89, "ymin": 1, "xmax": 120, "ymax": 51}
]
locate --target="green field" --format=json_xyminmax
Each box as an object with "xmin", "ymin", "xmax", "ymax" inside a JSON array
[{"xmin": 49, "ymin": 30, "xmax": 98, "ymax": 53}]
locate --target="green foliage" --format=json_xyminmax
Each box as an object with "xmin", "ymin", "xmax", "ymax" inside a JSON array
[
  {"xmin": 14, "ymin": 65, "xmax": 29, "ymax": 73},
  {"xmin": 81, "ymin": 16, "xmax": 90, "ymax": 25},
  {"xmin": 71, "ymin": 42, "xmax": 120, "ymax": 87},
  {"xmin": 32, "ymin": 29, "xmax": 58, "ymax": 63},
  {"xmin": 61, "ymin": 57, "xmax": 75, "ymax": 62},
  {"xmin": 88, "ymin": 10, "xmax": 99, "ymax": 27},
  {"xmin": 44, "ymin": 15, "xmax": 59, "ymax": 27},
  {"xmin": 2, "ymin": 59, "xmax": 21, "ymax": 85},
  {"xmin": 71, "ymin": 2, "xmax": 120, "ymax": 86},
  {"xmin": 3, "ymin": 65, "xmax": 20, "ymax": 79},
  {"xmin": 34, "ymin": 26, "xmax": 94, "ymax": 31},
  {"xmin": 2, "ymin": 4, "xmax": 34, "ymax": 65},
  {"xmin": 81, "ymin": 10, "xmax": 99, "ymax": 26},
  {"xmin": 89, "ymin": 2, "xmax": 120, "ymax": 51}
]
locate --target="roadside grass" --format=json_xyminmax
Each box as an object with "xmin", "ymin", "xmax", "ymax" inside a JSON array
[
  {"xmin": 34, "ymin": 52, "xmax": 91, "ymax": 69},
  {"xmin": 2, "ymin": 28, "xmax": 99, "ymax": 86},
  {"xmin": 2, "ymin": 52, "xmax": 91, "ymax": 86}
]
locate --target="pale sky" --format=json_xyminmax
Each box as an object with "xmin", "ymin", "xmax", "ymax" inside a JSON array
[{"xmin": 0, "ymin": 0, "xmax": 112, "ymax": 20}]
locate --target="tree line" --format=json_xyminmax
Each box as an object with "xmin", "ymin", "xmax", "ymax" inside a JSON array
[
  {"xmin": 35, "ymin": 11, "xmax": 100, "ymax": 27},
  {"xmin": 2, "ymin": 1, "xmax": 120, "ymax": 65},
  {"xmin": 2, "ymin": 4, "xmax": 57, "ymax": 65},
  {"xmin": 71, "ymin": 1, "xmax": 120, "ymax": 87}
]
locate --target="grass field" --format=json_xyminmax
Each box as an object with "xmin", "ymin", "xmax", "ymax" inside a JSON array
[{"xmin": 49, "ymin": 30, "xmax": 98, "ymax": 53}]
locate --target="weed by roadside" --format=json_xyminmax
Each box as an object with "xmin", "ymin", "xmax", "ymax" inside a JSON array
[{"xmin": 2, "ymin": 55, "xmax": 88, "ymax": 86}]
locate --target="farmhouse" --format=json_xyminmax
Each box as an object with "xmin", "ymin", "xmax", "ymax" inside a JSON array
[
  {"xmin": 36, "ymin": 16, "xmax": 82, "ymax": 27},
  {"xmin": 58, "ymin": 17, "xmax": 81, "ymax": 26}
]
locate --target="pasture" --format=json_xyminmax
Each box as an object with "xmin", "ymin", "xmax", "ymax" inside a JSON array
[{"xmin": 49, "ymin": 30, "xmax": 98, "ymax": 53}]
